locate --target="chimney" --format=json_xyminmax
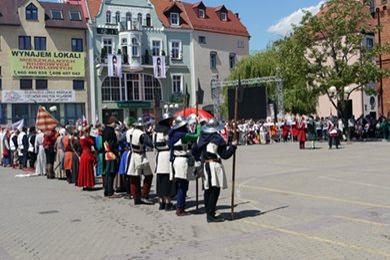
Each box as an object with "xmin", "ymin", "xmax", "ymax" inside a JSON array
[{"xmin": 235, "ymin": 13, "xmax": 239, "ymax": 19}]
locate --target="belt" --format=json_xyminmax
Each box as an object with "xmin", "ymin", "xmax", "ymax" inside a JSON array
[
  {"xmin": 156, "ymin": 148, "xmax": 169, "ymax": 152},
  {"xmin": 205, "ymin": 158, "xmax": 221, "ymax": 164}
]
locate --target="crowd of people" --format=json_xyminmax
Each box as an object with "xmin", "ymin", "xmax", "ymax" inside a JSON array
[
  {"xmin": 0, "ymin": 114, "xmax": 237, "ymax": 223},
  {"xmin": 231, "ymin": 113, "xmax": 390, "ymax": 149}
]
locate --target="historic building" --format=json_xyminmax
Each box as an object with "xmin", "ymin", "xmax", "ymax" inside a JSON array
[
  {"xmin": 152, "ymin": 0, "xmax": 250, "ymax": 114},
  {"xmin": 0, "ymin": 0, "xmax": 90, "ymax": 125}
]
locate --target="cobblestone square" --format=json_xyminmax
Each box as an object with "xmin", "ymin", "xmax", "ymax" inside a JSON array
[{"xmin": 1, "ymin": 142, "xmax": 390, "ymax": 260}]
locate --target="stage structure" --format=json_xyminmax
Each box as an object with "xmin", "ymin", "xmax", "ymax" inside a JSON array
[{"xmin": 211, "ymin": 76, "xmax": 284, "ymax": 120}]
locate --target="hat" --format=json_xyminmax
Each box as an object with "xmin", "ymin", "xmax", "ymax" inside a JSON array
[
  {"xmin": 133, "ymin": 117, "xmax": 146, "ymax": 127},
  {"xmin": 158, "ymin": 112, "xmax": 173, "ymax": 125},
  {"xmin": 202, "ymin": 118, "xmax": 224, "ymax": 134},
  {"xmin": 172, "ymin": 116, "xmax": 188, "ymax": 130}
]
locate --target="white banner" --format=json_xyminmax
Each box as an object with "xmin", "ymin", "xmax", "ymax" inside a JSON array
[
  {"xmin": 108, "ymin": 54, "xmax": 122, "ymax": 77},
  {"xmin": 1, "ymin": 90, "xmax": 76, "ymax": 103},
  {"xmin": 12, "ymin": 119, "xmax": 24, "ymax": 130},
  {"xmin": 153, "ymin": 56, "xmax": 166, "ymax": 79}
]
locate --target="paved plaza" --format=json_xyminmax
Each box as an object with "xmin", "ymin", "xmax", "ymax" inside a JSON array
[{"xmin": 1, "ymin": 142, "xmax": 390, "ymax": 260}]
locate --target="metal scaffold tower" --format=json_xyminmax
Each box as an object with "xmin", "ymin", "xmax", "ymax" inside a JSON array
[{"xmin": 211, "ymin": 76, "xmax": 284, "ymax": 120}]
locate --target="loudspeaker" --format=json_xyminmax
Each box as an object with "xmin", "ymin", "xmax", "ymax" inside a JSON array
[{"xmin": 228, "ymin": 87, "xmax": 267, "ymax": 120}]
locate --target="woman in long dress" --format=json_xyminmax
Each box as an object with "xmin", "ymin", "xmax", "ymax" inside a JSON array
[
  {"xmin": 77, "ymin": 128, "xmax": 96, "ymax": 189},
  {"xmin": 35, "ymin": 130, "xmax": 47, "ymax": 176},
  {"xmin": 63, "ymin": 129, "xmax": 73, "ymax": 183},
  {"xmin": 54, "ymin": 128, "xmax": 66, "ymax": 179}
]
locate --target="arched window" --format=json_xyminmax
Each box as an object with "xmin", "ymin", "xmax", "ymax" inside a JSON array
[
  {"xmin": 115, "ymin": 11, "xmax": 120, "ymax": 23},
  {"xmin": 146, "ymin": 14, "xmax": 151, "ymax": 27},
  {"xmin": 106, "ymin": 10, "xmax": 111, "ymax": 24},
  {"xmin": 137, "ymin": 13, "xmax": 142, "ymax": 26},
  {"xmin": 143, "ymin": 74, "xmax": 162, "ymax": 101},
  {"xmin": 126, "ymin": 12, "xmax": 132, "ymax": 22},
  {"xmin": 26, "ymin": 3, "xmax": 38, "ymax": 20},
  {"xmin": 125, "ymin": 12, "xmax": 132, "ymax": 30}
]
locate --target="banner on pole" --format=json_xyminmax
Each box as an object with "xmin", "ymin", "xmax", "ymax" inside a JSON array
[
  {"xmin": 108, "ymin": 54, "xmax": 122, "ymax": 77},
  {"xmin": 153, "ymin": 56, "xmax": 166, "ymax": 79}
]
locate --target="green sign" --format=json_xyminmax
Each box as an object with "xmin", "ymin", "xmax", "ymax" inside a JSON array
[
  {"xmin": 10, "ymin": 50, "xmax": 85, "ymax": 77},
  {"xmin": 117, "ymin": 101, "xmax": 152, "ymax": 109}
]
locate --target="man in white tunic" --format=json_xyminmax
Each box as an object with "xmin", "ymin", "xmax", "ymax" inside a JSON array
[
  {"xmin": 35, "ymin": 130, "xmax": 46, "ymax": 176},
  {"xmin": 192, "ymin": 119, "xmax": 237, "ymax": 223},
  {"xmin": 127, "ymin": 118, "xmax": 154, "ymax": 205}
]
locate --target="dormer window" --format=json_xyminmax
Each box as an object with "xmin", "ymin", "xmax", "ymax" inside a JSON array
[
  {"xmin": 51, "ymin": 10, "xmax": 63, "ymax": 20},
  {"xmin": 198, "ymin": 9, "xmax": 205, "ymax": 19},
  {"xmin": 69, "ymin": 11, "xmax": 81, "ymax": 21},
  {"xmin": 26, "ymin": 3, "xmax": 38, "ymax": 20},
  {"xmin": 170, "ymin": 12, "xmax": 180, "ymax": 26},
  {"xmin": 115, "ymin": 11, "xmax": 120, "ymax": 24},
  {"xmin": 220, "ymin": 12, "xmax": 227, "ymax": 21}
]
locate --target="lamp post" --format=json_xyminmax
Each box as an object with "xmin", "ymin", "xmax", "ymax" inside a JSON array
[{"xmin": 376, "ymin": 7, "xmax": 385, "ymax": 116}]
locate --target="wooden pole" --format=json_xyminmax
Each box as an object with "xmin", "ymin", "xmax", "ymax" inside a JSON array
[
  {"xmin": 231, "ymin": 81, "xmax": 239, "ymax": 220},
  {"xmin": 195, "ymin": 90, "xmax": 200, "ymax": 212}
]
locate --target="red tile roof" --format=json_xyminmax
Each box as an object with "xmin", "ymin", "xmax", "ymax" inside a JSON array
[
  {"xmin": 151, "ymin": 0, "xmax": 250, "ymax": 38},
  {"xmin": 86, "ymin": 0, "xmax": 102, "ymax": 19}
]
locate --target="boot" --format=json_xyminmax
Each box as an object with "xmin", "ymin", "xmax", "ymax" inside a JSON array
[
  {"xmin": 176, "ymin": 208, "xmax": 190, "ymax": 217},
  {"xmin": 159, "ymin": 202, "xmax": 166, "ymax": 210},
  {"xmin": 165, "ymin": 203, "xmax": 175, "ymax": 211}
]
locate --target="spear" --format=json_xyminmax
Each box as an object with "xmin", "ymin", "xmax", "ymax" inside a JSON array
[
  {"xmin": 231, "ymin": 76, "xmax": 241, "ymax": 220},
  {"xmin": 195, "ymin": 81, "xmax": 200, "ymax": 212}
]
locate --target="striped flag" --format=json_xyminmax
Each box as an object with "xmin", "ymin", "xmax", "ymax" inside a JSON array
[{"xmin": 36, "ymin": 106, "xmax": 59, "ymax": 132}]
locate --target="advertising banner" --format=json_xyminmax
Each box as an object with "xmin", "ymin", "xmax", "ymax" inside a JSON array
[
  {"xmin": 9, "ymin": 50, "xmax": 85, "ymax": 77},
  {"xmin": 153, "ymin": 56, "xmax": 166, "ymax": 79},
  {"xmin": 108, "ymin": 54, "xmax": 122, "ymax": 77},
  {"xmin": 2, "ymin": 90, "xmax": 76, "ymax": 103}
]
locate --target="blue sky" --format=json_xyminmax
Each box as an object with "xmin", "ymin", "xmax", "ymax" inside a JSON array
[
  {"xmin": 45, "ymin": 0, "xmax": 324, "ymax": 51},
  {"xmin": 185, "ymin": 0, "xmax": 325, "ymax": 51}
]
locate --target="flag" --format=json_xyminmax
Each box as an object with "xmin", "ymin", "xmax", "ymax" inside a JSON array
[
  {"xmin": 153, "ymin": 56, "xmax": 166, "ymax": 79},
  {"xmin": 108, "ymin": 54, "xmax": 122, "ymax": 77},
  {"xmin": 12, "ymin": 119, "xmax": 24, "ymax": 131},
  {"xmin": 196, "ymin": 79, "xmax": 204, "ymax": 105},
  {"xmin": 36, "ymin": 106, "xmax": 58, "ymax": 132}
]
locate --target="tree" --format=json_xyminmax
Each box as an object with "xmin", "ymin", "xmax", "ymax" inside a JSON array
[{"xmin": 294, "ymin": 0, "xmax": 389, "ymax": 121}]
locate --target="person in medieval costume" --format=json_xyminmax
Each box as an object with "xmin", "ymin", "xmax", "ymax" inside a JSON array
[
  {"xmin": 2, "ymin": 129, "xmax": 11, "ymax": 167},
  {"xmin": 63, "ymin": 126, "xmax": 74, "ymax": 183},
  {"xmin": 10, "ymin": 130, "xmax": 18, "ymax": 168},
  {"xmin": 17, "ymin": 127, "xmax": 28, "ymax": 169},
  {"xmin": 306, "ymin": 116, "xmax": 317, "ymax": 149},
  {"xmin": 77, "ymin": 126, "xmax": 97, "ymax": 190},
  {"xmin": 71, "ymin": 129, "xmax": 81, "ymax": 184},
  {"xmin": 168, "ymin": 116, "xmax": 200, "ymax": 216},
  {"xmin": 192, "ymin": 118, "xmax": 237, "ymax": 223},
  {"xmin": 43, "ymin": 129, "xmax": 57, "ymax": 179},
  {"xmin": 127, "ymin": 118, "xmax": 154, "ymax": 205},
  {"xmin": 297, "ymin": 116, "xmax": 306, "ymax": 150},
  {"xmin": 154, "ymin": 113, "xmax": 175, "ymax": 211},
  {"xmin": 28, "ymin": 127, "xmax": 37, "ymax": 169},
  {"xmin": 34, "ymin": 130, "xmax": 46, "ymax": 176},
  {"xmin": 103, "ymin": 116, "xmax": 121, "ymax": 198},
  {"xmin": 54, "ymin": 128, "xmax": 66, "ymax": 179}
]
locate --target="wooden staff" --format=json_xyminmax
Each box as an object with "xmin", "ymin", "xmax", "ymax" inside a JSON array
[
  {"xmin": 231, "ymin": 79, "xmax": 240, "ymax": 220},
  {"xmin": 195, "ymin": 88, "xmax": 200, "ymax": 212}
]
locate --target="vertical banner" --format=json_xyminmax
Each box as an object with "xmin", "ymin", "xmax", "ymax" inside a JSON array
[
  {"xmin": 108, "ymin": 54, "xmax": 122, "ymax": 77},
  {"xmin": 153, "ymin": 56, "xmax": 166, "ymax": 79}
]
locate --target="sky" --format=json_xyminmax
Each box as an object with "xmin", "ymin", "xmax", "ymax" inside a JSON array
[{"xmin": 45, "ymin": 0, "xmax": 325, "ymax": 52}]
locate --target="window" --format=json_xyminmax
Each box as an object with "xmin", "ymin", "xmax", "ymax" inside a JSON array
[
  {"xmin": 20, "ymin": 79, "xmax": 33, "ymax": 90},
  {"xmin": 152, "ymin": 40, "xmax": 161, "ymax": 56},
  {"xmin": 198, "ymin": 36, "xmax": 206, "ymax": 44},
  {"xmin": 172, "ymin": 75, "xmax": 183, "ymax": 94},
  {"xmin": 229, "ymin": 53, "xmax": 236, "ymax": 69},
  {"xmin": 365, "ymin": 37, "xmax": 374, "ymax": 50},
  {"xmin": 69, "ymin": 11, "xmax": 81, "ymax": 21},
  {"xmin": 210, "ymin": 52, "xmax": 217, "ymax": 69},
  {"xmin": 64, "ymin": 103, "xmax": 85, "ymax": 124},
  {"xmin": 115, "ymin": 11, "xmax": 120, "ymax": 24},
  {"xmin": 126, "ymin": 12, "xmax": 132, "ymax": 29},
  {"xmin": 26, "ymin": 3, "xmax": 38, "ymax": 20},
  {"xmin": 36, "ymin": 79, "xmax": 47, "ymax": 89},
  {"xmin": 102, "ymin": 77, "xmax": 120, "ymax": 101},
  {"xmin": 103, "ymin": 38, "xmax": 113, "ymax": 56},
  {"xmin": 126, "ymin": 74, "xmax": 140, "ymax": 100},
  {"xmin": 144, "ymin": 74, "xmax": 161, "ymax": 101},
  {"xmin": 220, "ymin": 12, "xmax": 227, "ymax": 21},
  {"xmin": 73, "ymin": 80, "xmax": 84, "ymax": 90},
  {"xmin": 19, "ymin": 36, "xmax": 31, "ymax": 50},
  {"xmin": 198, "ymin": 9, "xmax": 205, "ymax": 18},
  {"xmin": 51, "ymin": 10, "xmax": 63, "ymax": 20},
  {"xmin": 131, "ymin": 38, "xmax": 139, "ymax": 57},
  {"xmin": 71, "ymin": 38, "xmax": 83, "ymax": 52},
  {"xmin": 146, "ymin": 14, "xmax": 151, "ymax": 27},
  {"xmin": 137, "ymin": 13, "xmax": 143, "ymax": 26},
  {"xmin": 34, "ymin": 37, "xmax": 46, "ymax": 50},
  {"xmin": 170, "ymin": 40, "xmax": 182, "ymax": 60},
  {"xmin": 238, "ymin": 40, "xmax": 245, "ymax": 49},
  {"xmin": 170, "ymin": 13, "xmax": 179, "ymax": 26},
  {"xmin": 106, "ymin": 10, "xmax": 111, "ymax": 23}
]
